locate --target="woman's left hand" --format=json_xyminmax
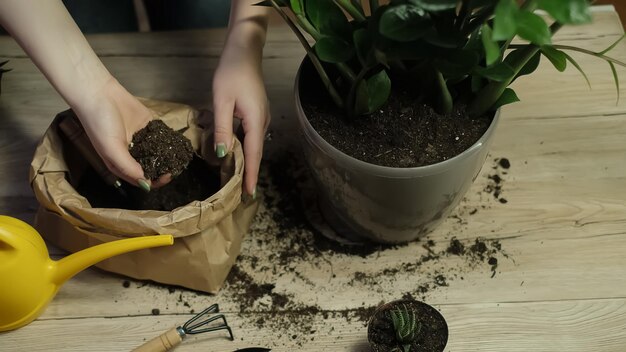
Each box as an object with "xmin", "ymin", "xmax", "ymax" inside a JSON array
[{"xmin": 212, "ymin": 43, "xmax": 270, "ymax": 199}]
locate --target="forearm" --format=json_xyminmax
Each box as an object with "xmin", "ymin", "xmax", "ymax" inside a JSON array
[
  {"xmin": 225, "ymin": 0, "xmax": 270, "ymax": 58},
  {"xmin": 0, "ymin": 0, "xmax": 111, "ymax": 110}
]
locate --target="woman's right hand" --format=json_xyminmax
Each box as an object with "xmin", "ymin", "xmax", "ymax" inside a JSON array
[
  {"xmin": 73, "ymin": 77, "xmax": 170, "ymax": 191},
  {"xmin": 0, "ymin": 0, "xmax": 167, "ymax": 191}
]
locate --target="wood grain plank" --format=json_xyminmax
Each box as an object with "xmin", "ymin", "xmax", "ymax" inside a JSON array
[
  {"xmin": 27, "ymin": 224, "xmax": 626, "ymax": 320},
  {"xmin": 0, "ymin": 8, "xmax": 621, "ymax": 58},
  {"xmin": 3, "ymin": 299, "xmax": 626, "ymax": 351}
]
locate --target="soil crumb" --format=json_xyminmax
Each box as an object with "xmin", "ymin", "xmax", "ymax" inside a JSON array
[{"xmin": 130, "ymin": 119, "xmax": 194, "ymax": 179}]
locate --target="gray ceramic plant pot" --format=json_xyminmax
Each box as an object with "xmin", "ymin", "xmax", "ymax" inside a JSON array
[{"xmin": 295, "ymin": 60, "xmax": 500, "ymax": 244}]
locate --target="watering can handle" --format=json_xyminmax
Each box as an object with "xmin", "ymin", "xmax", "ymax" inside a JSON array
[{"xmin": 131, "ymin": 327, "xmax": 183, "ymax": 352}]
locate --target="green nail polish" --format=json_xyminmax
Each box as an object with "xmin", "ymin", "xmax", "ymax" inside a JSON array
[
  {"xmin": 137, "ymin": 179, "xmax": 151, "ymax": 192},
  {"xmin": 216, "ymin": 143, "xmax": 227, "ymax": 158},
  {"xmin": 252, "ymin": 187, "xmax": 257, "ymax": 200}
]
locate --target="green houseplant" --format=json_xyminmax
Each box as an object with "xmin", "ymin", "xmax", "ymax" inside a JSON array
[{"xmin": 258, "ymin": 0, "xmax": 625, "ymax": 243}]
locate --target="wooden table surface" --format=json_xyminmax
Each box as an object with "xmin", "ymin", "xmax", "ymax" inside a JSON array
[{"xmin": 1, "ymin": 6, "xmax": 626, "ymax": 352}]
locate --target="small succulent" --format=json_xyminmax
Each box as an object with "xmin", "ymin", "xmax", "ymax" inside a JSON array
[
  {"xmin": 0, "ymin": 60, "xmax": 11, "ymax": 95},
  {"xmin": 390, "ymin": 304, "xmax": 421, "ymax": 352}
]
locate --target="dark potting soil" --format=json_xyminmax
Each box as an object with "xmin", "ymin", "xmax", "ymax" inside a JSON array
[
  {"xmin": 299, "ymin": 64, "xmax": 492, "ymax": 168},
  {"xmin": 129, "ymin": 119, "xmax": 194, "ymax": 179},
  {"xmin": 77, "ymin": 155, "xmax": 220, "ymax": 211},
  {"xmin": 368, "ymin": 300, "xmax": 448, "ymax": 352}
]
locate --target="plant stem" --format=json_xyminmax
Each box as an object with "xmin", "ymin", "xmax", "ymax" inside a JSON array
[
  {"xmin": 334, "ymin": 0, "xmax": 366, "ymax": 22},
  {"xmin": 508, "ymin": 44, "xmax": 626, "ymax": 68},
  {"xmin": 457, "ymin": 0, "xmax": 470, "ymax": 31},
  {"xmin": 369, "ymin": 0, "xmax": 378, "ymax": 14},
  {"xmin": 269, "ymin": 0, "xmax": 344, "ymax": 108},
  {"xmin": 469, "ymin": 22, "xmax": 563, "ymax": 117},
  {"xmin": 285, "ymin": 3, "xmax": 358, "ymax": 83},
  {"xmin": 337, "ymin": 62, "xmax": 357, "ymax": 81},
  {"xmin": 346, "ymin": 65, "xmax": 373, "ymax": 118}
]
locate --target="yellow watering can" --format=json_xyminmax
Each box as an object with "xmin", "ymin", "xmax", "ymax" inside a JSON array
[{"xmin": 0, "ymin": 215, "xmax": 174, "ymax": 332}]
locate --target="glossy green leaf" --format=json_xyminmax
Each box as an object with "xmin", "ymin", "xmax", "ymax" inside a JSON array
[
  {"xmin": 314, "ymin": 36, "xmax": 354, "ymax": 63},
  {"xmin": 562, "ymin": 52, "xmax": 591, "ymax": 88},
  {"xmin": 492, "ymin": 88, "xmax": 520, "ymax": 110},
  {"xmin": 366, "ymin": 70, "xmax": 392, "ymax": 112},
  {"xmin": 423, "ymin": 27, "xmax": 463, "ymax": 48},
  {"xmin": 493, "ymin": 0, "xmax": 518, "ymax": 41},
  {"xmin": 541, "ymin": 45, "xmax": 567, "ymax": 72},
  {"xmin": 354, "ymin": 29, "xmax": 374, "ymax": 67},
  {"xmin": 515, "ymin": 11, "xmax": 551, "ymax": 45},
  {"xmin": 481, "ymin": 25, "xmax": 500, "ymax": 66},
  {"xmin": 609, "ymin": 61, "xmax": 620, "ymax": 105},
  {"xmin": 537, "ymin": 0, "xmax": 591, "ymax": 24},
  {"xmin": 379, "ymin": 4, "xmax": 431, "ymax": 42},
  {"xmin": 465, "ymin": 28, "xmax": 482, "ymax": 51},
  {"xmin": 306, "ymin": 0, "xmax": 351, "ymax": 37},
  {"xmin": 475, "ymin": 62, "xmax": 515, "ymax": 81},
  {"xmin": 504, "ymin": 49, "xmax": 541, "ymax": 78},
  {"xmin": 290, "ymin": 0, "xmax": 304, "ymax": 15},
  {"xmin": 408, "ymin": 0, "xmax": 457, "ymax": 11},
  {"xmin": 436, "ymin": 49, "xmax": 480, "ymax": 79}
]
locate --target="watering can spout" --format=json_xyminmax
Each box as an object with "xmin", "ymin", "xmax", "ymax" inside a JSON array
[
  {"xmin": 52, "ymin": 235, "xmax": 174, "ymax": 285},
  {"xmin": 0, "ymin": 215, "xmax": 174, "ymax": 332}
]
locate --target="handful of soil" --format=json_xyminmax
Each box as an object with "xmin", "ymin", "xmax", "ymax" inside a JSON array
[
  {"xmin": 77, "ymin": 119, "xmax": 220, "ymax": 211},
  {"xmin": 129, "ymin": 120, "xmax": 194, "ymax": 179}
]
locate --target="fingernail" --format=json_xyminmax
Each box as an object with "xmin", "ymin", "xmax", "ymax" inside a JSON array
[
  {"xmin": 252, "ymin": 186, "xmax": 257, "ymax": 200},
  {"xmin": 113, "ymin": 180, "xmax": 122, "ymax": 188},
  {"xmin": 137, "ymin": 178, "xmax": 151, "ymax": 193},
  {"xmin": 216, "ymin": 143, "xmax": 227, "ymax": 158}
]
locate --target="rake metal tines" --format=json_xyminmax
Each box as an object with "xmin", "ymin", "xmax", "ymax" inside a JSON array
[{"xmin": 179, "ymin": 304, "xmax": 234, "ymax": 340}]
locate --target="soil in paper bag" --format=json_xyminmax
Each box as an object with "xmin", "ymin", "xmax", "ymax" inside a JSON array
[{"xmin": 77, "ymin": 120, "xmax": 220, "ymax": 211}]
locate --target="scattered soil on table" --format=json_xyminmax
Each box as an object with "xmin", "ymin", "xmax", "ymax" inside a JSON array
[
  {"xmin": 299, "ymin": 60, "xmax": 492, "ymax": 168},
  {"xmin": 129, "ymin": 119, "xmax": 194, "ymax": 179},
  {"xmin": 119, "ymin": 154, "xmax": 512, "ymax": 348},
  {"xmin": 221, "ymin": 153, "xmax": 510, "ymax": 346},
  {"xmin": 77, "ymin": 155, "xmax": 220, "ymax": 211},
  {"xmin": 368, "ymin": 300, "xmax": 448, "ymax": 352},
  {"xmin": 483, "ymin": 157, "xmax": 511, "ymax": 204}
]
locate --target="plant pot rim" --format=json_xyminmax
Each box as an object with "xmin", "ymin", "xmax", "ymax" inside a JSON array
[
  {"xmin": 294, "ymin": 57, "xmax": 500, "ymax": 178},
  {"xmin": 368, "ymin": 299, "xmax": 449, "ymax": 352}
]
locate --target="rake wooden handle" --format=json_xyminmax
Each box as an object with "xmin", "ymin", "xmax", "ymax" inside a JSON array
[{"xmin": 132, "ymin": 327, "xmax": 183, "ymax": 352}]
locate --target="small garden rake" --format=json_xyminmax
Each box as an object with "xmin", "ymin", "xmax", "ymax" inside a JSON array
[{"xmin": 132, "ymin": 303, "xmax": 247, "ymax": 351}]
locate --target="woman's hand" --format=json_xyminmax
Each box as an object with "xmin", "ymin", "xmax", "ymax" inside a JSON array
[
  {"xmin": 0, "ymin": 0, "xmax": 163, "ymax": 191},
  {"xmin": 73, "ymin": 77, "xmax": 169, "ymax": 191},
  {"xmin": 212, "ymin": 1, "xmax": 270, "ymax": 198},
  {"xmin": 213, "ymin": 44, "xmax": 270, "ymax": 198}
]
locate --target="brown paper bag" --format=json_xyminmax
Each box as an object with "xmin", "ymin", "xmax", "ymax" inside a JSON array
[{"xmin": 29, "ymin": 99, "xmax": 258, "ymax": 293}]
